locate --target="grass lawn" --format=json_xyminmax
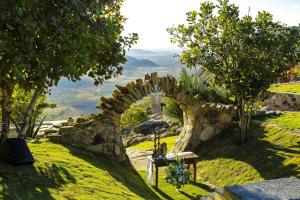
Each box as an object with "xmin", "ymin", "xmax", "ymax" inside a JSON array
[
  {"xmin": 264, "ymin": 112, "xmax": 300, "ymax": 133},
  {"xmin": 0, "ymin": 140, "xmax": 209, "ymax": 200},
  {"xmin": 269, "ymin": 82, "xmax": 300, "ymax": 94},
  {"xmin": 196, "ymin": 124, "xmax": 300, "ymax": 187},
  {"xmin": 0, "ymin": 141, "xmax": 161, "ymax": 200},
  {"xmin": 132, "ymin": 115, "xmax": 300, "ymax": 189},
  {"xmin": 0, "ymin": 114, "xmax": 299, "ymax": 199},
  {"xmin": 127, "ymin": 136, "xmax": 177, "ymax": 152}
]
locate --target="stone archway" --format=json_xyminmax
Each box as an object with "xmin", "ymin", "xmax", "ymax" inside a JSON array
[{"xmin": 57, "ymin": 72, "xmax": 235, "ymax": 162}]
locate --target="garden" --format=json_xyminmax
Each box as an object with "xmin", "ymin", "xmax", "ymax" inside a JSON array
[{"xmin": 0, "ymin": 0, "xmax": 300, "ymax": 199}]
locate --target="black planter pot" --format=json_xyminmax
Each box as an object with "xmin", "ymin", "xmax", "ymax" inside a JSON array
[{"xmin": 0, "ymin": 138, "xmax": 35, "ymax": 165}]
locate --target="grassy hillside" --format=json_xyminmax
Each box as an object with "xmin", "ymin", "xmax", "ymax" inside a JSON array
[
  {"xmin": 1, "ymin": 112, "xmax": 299, "ymax": 199},
  {"xmin": 0, "ymin": 140, "xmax": 209, "ymax": 200},
  {"xmin": 197, "ymin": 123, "xmax": 300, "ymax": 187},
  {"xmin": 0, "ymin": 141, "xmax": 161, "ymax": 200},
  {"xmin": 131, "ymin": 112, "xmax": 300, "ymax": 189},
  {"xmin": 269, "ymin": 82, "xmax": 300, "ymax": 93}
]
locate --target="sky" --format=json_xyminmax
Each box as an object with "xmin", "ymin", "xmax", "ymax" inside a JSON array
[{"xmin": 121, "ymin": 0, "xmax": 300, "ymax": 50}]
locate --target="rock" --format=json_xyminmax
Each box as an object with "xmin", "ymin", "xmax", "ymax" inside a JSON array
[
  {"xmin": 199, "ymin": 126, "xmax": 216, "ymax": 142},
  {"xmin": 218, "ymin": 113, "xmax": 232, "ymax": 125},
  {"xmin": 59, "ymin": 126, "xmax": 77, "ymax": 136},
  {"xmin": 132, "ymin": 120, "xmax": 170, "ymax": 135},
  {"xmin": 47, "ymin": 134, "xmax": 62, "ymax": 143},
  {"xmin": 44, "ymin": 128, "xmax": 59, "ymax": 134},
  {"xmin": 86, "ymin": 144, "xmax": 104, "ymax": 153}
]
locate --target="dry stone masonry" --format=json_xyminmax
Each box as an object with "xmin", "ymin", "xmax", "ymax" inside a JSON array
[
  {"xmin": 264, "ymin": 92, "xmax": 300, "ymax": 111},
  {"xmin": 52, "ymin": 72, "xmax": 235, "ymax": 162}
]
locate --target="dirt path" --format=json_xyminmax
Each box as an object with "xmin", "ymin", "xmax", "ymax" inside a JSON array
[{"xmin": 127, "ymin": 149, "xmax": 152, "ymax": 170}]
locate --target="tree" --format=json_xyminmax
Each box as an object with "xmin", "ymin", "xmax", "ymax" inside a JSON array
[
  {"xmin": 0, "ymin": 0, "xmax": 137, "ymax": 139},
  {"xmin": 168, "ymin": 0, "xmax": 300, "ymax": 143},
  {"xmin": 11, "ymin": 86, "xmax": 56, "ymax": 138}
]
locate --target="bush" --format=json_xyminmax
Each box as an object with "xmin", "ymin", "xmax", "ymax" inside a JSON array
[
  {"xmin": 162, "ymin": 98, "xmax": 183, "ymax": 124},
  {"xmin": 120, "ymin": 98, "xmax": 151, "ymax": 130},
  {"xmin": 180, "ymin": 68, "xmax": 229, "ymax": 104}
]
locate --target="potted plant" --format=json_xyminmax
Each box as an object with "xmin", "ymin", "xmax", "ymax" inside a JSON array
[{"xmin": 165, "ymin": 157, "xmax": 190, "ymax": 191}]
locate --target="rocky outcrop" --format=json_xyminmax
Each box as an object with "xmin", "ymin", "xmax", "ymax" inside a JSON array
[{"xmin": 132, "ymin": 120, "xmax": 169, "ymax": 136}]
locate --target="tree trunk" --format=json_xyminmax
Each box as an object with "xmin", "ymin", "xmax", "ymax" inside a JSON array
[
  {"xmin": 1, "ymin": 86, "xmax": 13, "ymax": 142},
  {"xmin": 18, "ymin": 89, "xmax": 42, "ymax": 138},
  {"xmin": 238, "ymin": 99, "xmax": 248, "ymax": 144}
]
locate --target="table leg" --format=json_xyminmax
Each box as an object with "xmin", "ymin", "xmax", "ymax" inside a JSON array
[
  {"xmin": 193, "ymin": 160, "xmax": 197, "ymax": 183},
  {"xmin": 155, "ymin": 164, "xmax": 159, "ymax": 189}
]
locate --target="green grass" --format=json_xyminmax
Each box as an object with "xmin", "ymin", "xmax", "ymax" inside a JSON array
[
  {"xmin": 127, "ymin": 136, "xmax": 177, "ymax": 152},
  {"xmin": 1, "ymin": 113, "xmax": 299, "ymax": 199},
  {"xmin": 269, "ymin": 82, "xmax": 300, "ymax": 94},
  {"xmin": 0, "ymin": 140, "xmax": 209, "ymax": 200},
  {"xmin": 196, "ymin": 124, "xmax": 300, "ymax": 187},
  {"xmin": 0, "ymin": 141, "xmax": 161, "ymax": 200},
  {"xmin": 130, "ymin": 115, "xmax": 300, "ymax": 189},
  {"xmin": 265, "ymin": 112, "xmax": 300, "ymax": 132}
]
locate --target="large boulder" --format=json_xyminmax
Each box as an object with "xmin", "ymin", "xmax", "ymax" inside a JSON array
[{"xmin": 132, "ymin": 120, "xmax": 170, "ymax": 135}]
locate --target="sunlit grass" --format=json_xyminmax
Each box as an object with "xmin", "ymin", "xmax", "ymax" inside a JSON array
[
  {"xmin": 127, "ymin": 136, "xmax": 177, "ymax": 152},
  {"xmin": 269, "ymin": 82, "xmax": 300, "ymax": 94},
  {"xmin": 265, "ymin": 111, "xmax": 300, "ymax": 132}
]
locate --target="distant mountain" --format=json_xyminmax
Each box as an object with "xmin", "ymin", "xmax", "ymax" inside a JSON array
[
  {"xmin": 126, "ymin": 49, "xmax": 183, "ymax": 67},
  {"xmin": 123, "ymin": 56, "xmax": 159, "ymax": 68}
]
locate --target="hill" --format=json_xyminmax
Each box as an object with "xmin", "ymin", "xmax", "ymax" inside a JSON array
[
  {"xmin": 0, "ymin": 140, "xmax": 161, "ymax": 200},
  {"xmin": 123, "ymin": 56, "xmax": 159, "ymax": 68}
]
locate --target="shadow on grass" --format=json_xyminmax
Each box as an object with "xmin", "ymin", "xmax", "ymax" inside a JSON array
[
  {"xmin": 196, "ymin": 123, "xmax": 300, "ymax": 180},
  {"xmin": 0, "ymin": 162, "xmax": 76, "ymax": 200},
  {"xmin": 63, "ymin": 145, "xmax": 161, "ymax": 200},
  {"xmin": 191, "ymin": 182, "xmax": 214, "ymax": 192}
]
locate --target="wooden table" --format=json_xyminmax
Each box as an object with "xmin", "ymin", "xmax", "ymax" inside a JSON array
[{"xmin": 152, "ymin": 153, "xmax": 199, "ymax": 189}]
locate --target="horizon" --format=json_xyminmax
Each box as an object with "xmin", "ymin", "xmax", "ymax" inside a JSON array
[{"xmin": 121, "ymin": 0, "xmax": 300, "ymax": 51}]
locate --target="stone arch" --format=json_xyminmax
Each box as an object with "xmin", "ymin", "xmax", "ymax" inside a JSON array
[
  {"xmin": 57, "ymin": 72, "xmax": 235, "ymax": 162},
  {"xmin": 98, "ymin": 72, "xmax": 235, "ymax": 156}
]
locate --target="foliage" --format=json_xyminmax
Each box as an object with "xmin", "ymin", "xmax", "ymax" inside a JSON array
[
  {"xmin": 165, "ymin": 158, "xmax": 190, "ymax": 190},
  {"xmin": 269, "ymin": 82, "xmax": 300, "ymax": 94},
  {"xmin": 0, "ymin": 0, "xmax": 137, "ymax": 136},
  {"xmin": 179, "ymin": 68, "xmax": 229, "ymax": 104},
  {"xmin": 120, "ymin": 98, "xmax": 151, "ymax": 130},
  {"xmin": 168, "ymin": 0, "xmax": 300, "ymax": 143},
  {"xmin": 162, "ymin": 98, "xmax": 183, "ymax": 124},
  {"xmin": 11, "ymin": 86, "xmax": 55, "ymax": 138}
]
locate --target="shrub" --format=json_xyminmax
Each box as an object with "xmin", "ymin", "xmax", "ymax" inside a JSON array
[
  {"xmin": 11, "ymin": 86, "xmax": 56, "ymax": 138},
  {"xmin": 120, "ymin": 98, "xmax": 151, "ymax": 130},
  {"xmin": 162, "ymin": 98, "xmax": 183, "ymax": 124},
  {"xmin": 180, "ymin": 68, "xmax": 229, "ymax": 104}
]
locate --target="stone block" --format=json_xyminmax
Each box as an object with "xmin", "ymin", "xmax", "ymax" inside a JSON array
[
  {"xmin": 59, "ymin": 126, "xmax": 77, "ymax": 136},
  {"xmin": 86, "ymin": 144, "xmax": 104, "ymax": 154},
  {"xmin": 219, "ymin": 113, "xmax": 232, "ymax": 125},
  {"xmin": 199, "ymin": 126, "xmax": 216, "ymax": 142}
]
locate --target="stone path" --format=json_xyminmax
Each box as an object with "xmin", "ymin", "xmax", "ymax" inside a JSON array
[{"xmin": 127, "ymin": 149, "xmax": 152, "ymax": 170}]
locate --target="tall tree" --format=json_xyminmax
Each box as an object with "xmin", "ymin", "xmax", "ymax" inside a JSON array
[
  {"xmin": 168, "ymin": 0, "xmax": 300, "ymax": 143},
  {"xmin": 0, "ymin": 0, "xmax": 137, "ymax": 139}
]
